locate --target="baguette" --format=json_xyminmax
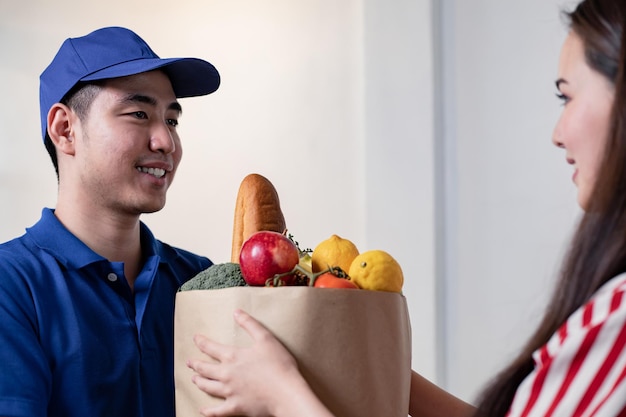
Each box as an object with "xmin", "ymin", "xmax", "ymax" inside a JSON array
[{"xmin": 230, "ymin": 173, "xmax": 287, "ymax": 263}]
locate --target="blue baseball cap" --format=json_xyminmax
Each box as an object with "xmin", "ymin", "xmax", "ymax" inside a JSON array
[{"xmin": 39, "ymin": 26, "xmax": 220, "ymax": 141}]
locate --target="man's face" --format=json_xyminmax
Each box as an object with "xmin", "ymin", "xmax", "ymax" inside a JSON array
[{"xmin": 70, "ymin": 70, "xmax": 183, "ymax": 216}]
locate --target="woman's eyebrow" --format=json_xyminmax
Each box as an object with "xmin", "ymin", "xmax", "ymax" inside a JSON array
[{"xmin": 555, "ymin": 78, "xmax": 568, "ymax": 90}]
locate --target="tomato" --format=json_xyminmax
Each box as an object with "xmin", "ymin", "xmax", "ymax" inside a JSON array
[{"xmin": 313, "ymin": 272, "xmax": 359, "ymax": 289}]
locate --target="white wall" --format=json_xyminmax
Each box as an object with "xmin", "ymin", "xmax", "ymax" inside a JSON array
[
  {"xmin": 0, "ymin": 0, "xmax": 582, "ymax": 407},
  {"xmin": 362, "ymin": 0, "xmax": 438, "ymax": 382},
  {"xmin": 439, "ymin": 0, "xmax": 581, "ymax": 402},
  {"xmin": 0, "ymin": 0, "xmax": 439, "ymax": 381}
]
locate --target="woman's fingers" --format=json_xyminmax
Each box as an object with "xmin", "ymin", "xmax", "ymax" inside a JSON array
[
  {"xmin": 187, "ymin": 309, "xmax": 302, "ymax": 417},
  {"xmin": 193, "ymin": 333, "xmax": 232, "ymax": 362},
  {"xmin": 233, "ymin": 309, "xmax": 289, "ymax": 354},
  {"xmin": 232, "ymin": 308, "xmax": 273, "ymax": 341},
  {"xmin": 199, "ymin": 401, "xmax": 241, "ymax": 417},
  {"xmin": 190, "ymin": 372, "xmax": 227, "ymax": 398},
  {"xmin": 193, "ymin": 309, "xmax": 272, "ymax": 361},
  {"xmin": 187, "ymin": 358, "xmax": 220, "ymax": 379}
]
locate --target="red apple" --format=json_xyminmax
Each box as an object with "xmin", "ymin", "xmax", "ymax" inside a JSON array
[{"xmin": 239, "ymin": 231, "xmax": 300, "ymax": 286}]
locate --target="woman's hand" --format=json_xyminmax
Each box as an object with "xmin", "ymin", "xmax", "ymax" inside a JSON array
[{"xmin": 187, "ymin": 309, "xmax": 334, "ymax": 417}]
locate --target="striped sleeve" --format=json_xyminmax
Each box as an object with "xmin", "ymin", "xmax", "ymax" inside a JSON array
[{"xmin": 507, "ymin": 273, "xmax": 626, "ymax": 417}]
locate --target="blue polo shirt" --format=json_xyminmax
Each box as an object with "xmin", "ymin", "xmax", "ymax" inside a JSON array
[{"xmin": 0, "ymin": 208, "xmax": 212, "ymax": 417}]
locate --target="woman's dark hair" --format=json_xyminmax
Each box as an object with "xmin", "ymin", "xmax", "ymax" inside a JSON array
[
  {"xmin": 44, "ymin": 82, "xmax": 102, "ymax": 179},
  {"xmin": 473, "ymin": 0, "xmax": 626, "ymax": 415}
]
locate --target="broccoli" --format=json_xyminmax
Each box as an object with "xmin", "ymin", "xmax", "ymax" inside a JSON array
[{"xmin": 179, "ymin": 262, "xmax": 248, "ymax": 291}]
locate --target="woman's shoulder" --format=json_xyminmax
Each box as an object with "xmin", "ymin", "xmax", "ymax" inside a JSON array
[
  {"xmin": 510, "ymin": 274, "xmax": 626, "ymax": 416},
  {"xmin": 592, "ymin": 272, "xmax": 626, "ymax": 300},
  {"xmin": 551, "ymin": 273, "xmax": 626, "ymax": 348},
  {"xmin": 529, "ymin": 272, "xmax": 626, "ymax": 374},
  {"xmin": 578, "ymin": 272, "xmax": 626, "ymax": 330}
]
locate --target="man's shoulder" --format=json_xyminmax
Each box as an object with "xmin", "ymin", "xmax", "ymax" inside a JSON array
[
  {"xmin": 0, "ymin": 234, "xmax": 47, "ymax": 298},
  {"xmin": 0, "ymin": 208, "xmax": 57, "ymax": 270},
  {"xmin": 153, "ymin": 241, "xmax": 213, "ymax": 287},
  {"xmin": 155, "ymin": 240, "xmax": 212, "ymax": 270},
  {"xmin": 0, "ymin": 233, "xmax": 39, "ymax": 269}
]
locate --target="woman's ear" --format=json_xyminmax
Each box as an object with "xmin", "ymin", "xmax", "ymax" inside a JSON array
[{"xmin": 47, "ymin": 103, "xmax": 76, "ymax": 155}]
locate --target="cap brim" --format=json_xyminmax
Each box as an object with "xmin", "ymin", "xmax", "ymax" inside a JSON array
[{"xmin": 81, "ymin": 57, "xmax": 220, "ymax": 97}]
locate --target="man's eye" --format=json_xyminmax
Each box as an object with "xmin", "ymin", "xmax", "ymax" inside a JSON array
[
  {"xmin": 133, "ymin": 111, "xmax": 148, "ymax": 119},
  {"xmin": 166, "ymin": 119, "xmax": 179, "ymax": 127}
]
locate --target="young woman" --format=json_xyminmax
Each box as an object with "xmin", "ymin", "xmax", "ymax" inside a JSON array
[{"xmin": 188, "ymin": 0, "xmax": 626, "ymax": 415}]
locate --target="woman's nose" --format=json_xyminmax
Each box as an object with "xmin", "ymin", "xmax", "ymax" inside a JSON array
[{"xmin": 552, "ymin": 119, "xmax": 565, "ymax": 149}]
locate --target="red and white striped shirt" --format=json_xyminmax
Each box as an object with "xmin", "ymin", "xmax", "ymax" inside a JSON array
[{"xmin": 508, "ymin": 273, "xmax": 626, "ymax": 416}]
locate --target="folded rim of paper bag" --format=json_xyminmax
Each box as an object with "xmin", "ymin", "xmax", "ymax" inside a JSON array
[{"xmin": 174, "ymin": 286, "xmax": 412, "ymax": 417}]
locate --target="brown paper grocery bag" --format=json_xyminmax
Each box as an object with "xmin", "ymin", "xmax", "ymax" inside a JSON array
[{"xmin": 174, "ymin": 286, "xmax": 412, "ymax": 417}]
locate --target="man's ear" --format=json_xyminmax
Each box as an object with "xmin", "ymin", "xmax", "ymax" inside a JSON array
[{"xmin": 47, "ymin": 103, "xmax": 76, "ymax": 155}]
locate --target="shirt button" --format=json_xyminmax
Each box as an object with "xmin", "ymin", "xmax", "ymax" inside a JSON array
[{"xmin": 107, "ymin": 273, "xmax": 118, "ymax": 282}]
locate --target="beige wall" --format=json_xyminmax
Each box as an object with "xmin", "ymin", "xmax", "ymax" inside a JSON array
[
  {"xmin": 0, "ymin": 0, "xmax": 439, "ymax": 387},
  {"xmin": 0, "ymin": 0, "xmax": 582, "ymax": 405}
]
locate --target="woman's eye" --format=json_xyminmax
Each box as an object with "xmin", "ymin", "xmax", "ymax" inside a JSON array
[
  {"xmin": 555, "ymin": 92, "xmax": 570, "ymax": 105},
  {"xmin": 133, "ymin": 111, "xmax": 148, "ymax": 119},
  {"xmin": 166, "ymin": 119, "xmax": 179, "ymax": 127}
]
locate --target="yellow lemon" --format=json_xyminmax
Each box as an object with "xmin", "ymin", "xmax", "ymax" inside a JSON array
[
  {"xmin": 311, "ymin": 234, "xmax": 360, "ymax": 275},
  {"xmin": 348, "ymin": 250, "xmax": 403, "ymax": 293}
]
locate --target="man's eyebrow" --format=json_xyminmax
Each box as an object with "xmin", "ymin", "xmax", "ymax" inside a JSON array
[
  {"xmin": 555, "ymin": 78, "xmax": 567, "ymax": 89},
  {"xmin": 121, "ymin": 93, "xmax": 183, "ymax": 113},
  {"xmin": 169, "ymin": 101, "xmax": 183, "ymax": 114}
]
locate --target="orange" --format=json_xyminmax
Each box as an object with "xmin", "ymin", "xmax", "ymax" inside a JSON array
[{"xmin": 311, "ymin": 234, "xmax": 360, "ymax": 275}]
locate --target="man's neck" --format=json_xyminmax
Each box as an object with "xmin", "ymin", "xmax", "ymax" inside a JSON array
[{"xmin": 54, "ymin": 200, "xmax": 143, "ymax": 290}]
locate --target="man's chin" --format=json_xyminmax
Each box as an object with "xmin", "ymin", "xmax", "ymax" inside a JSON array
[
  {"xmin": 142, "ymin": 204, "xmax": 165, "ymax": 214},
  {"xmin": 135, "ymin": 200, "xmax": 167, "ymax": 215}
]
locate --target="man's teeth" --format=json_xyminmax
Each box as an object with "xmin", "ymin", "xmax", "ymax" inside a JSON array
[{"xmin": 137, "ymin": 167, "xmax": 166, "ymax": 178}]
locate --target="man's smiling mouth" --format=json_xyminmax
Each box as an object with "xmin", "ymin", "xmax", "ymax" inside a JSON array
[{"xmin": 137, "ymin": 166, "xmax": 166, "ymax": 179}]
